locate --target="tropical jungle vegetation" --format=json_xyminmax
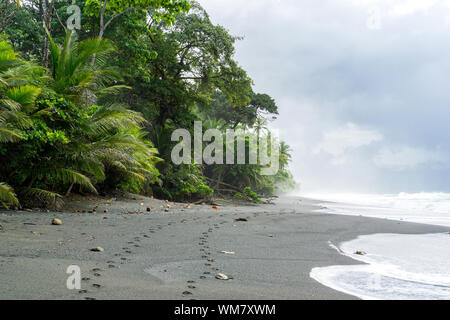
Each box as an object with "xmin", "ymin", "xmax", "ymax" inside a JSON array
[{"xmin": 0, "ymin": 0, "xmax": 295, "ymax": 209}]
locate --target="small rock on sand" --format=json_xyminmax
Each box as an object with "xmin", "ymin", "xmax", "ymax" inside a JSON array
[
  {"xmin": 220, "ymin": 250, "xmax": 235, "ymax": 255},
  {"xmin": 90, "ymin": 247, "xmax": 104, "ymax": 252},
  {"xmin": 215, "ymin": 273, "xmax": 229, "ymax": 280},
  {"xmin": 51, "ymin": 218, "xmax": 62, "ymax": 225},
  {"xmin": 354, "ymin": 251, "xmax": 366, "ymax": 256}
]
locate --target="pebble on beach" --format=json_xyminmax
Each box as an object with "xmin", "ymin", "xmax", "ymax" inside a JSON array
[
  {"xmin": 220, "ymin": 250, "xmax": 235, "ymax": 255},
  {"xmin": 215, "ymin": 273, "xmax": 229, "ymax": 280},
  {"xmin": 51, "ymin": 218, "xmax": 62, "ymax": 225}
]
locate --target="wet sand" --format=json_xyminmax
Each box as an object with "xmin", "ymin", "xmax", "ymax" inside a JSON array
[{"xmin": 0, "ymin": 195, "xmax": 448, "ymax": 300}]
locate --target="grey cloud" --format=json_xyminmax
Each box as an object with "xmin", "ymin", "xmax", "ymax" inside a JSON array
[{"xmin": 199, "ymin": 0, "xmax": 450, "ymax": 193}]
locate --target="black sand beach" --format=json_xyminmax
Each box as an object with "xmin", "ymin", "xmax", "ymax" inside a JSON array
[{"xmin": 0, "ymin": 196, "xmax": 448, "ymax": 300}]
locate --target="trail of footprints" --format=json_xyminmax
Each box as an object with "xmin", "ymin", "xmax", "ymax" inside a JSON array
[
  {"xmin": 77, "ymin": 210, "xmax": 250, "ymax": 300},
  {"xmin": 79, "ymin": 214, "xmax": 177, "ymax": 300},
  {"xmin": 183, "ymin": 216, "xmax": 233, "ymax": 299}
]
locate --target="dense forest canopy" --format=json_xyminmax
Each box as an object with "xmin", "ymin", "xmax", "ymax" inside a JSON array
[{"xmin": 0, "ymin": 0, "xmax": 295, "ymax": 209}]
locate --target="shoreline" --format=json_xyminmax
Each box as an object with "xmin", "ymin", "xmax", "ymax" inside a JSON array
[{"xmin": 0, "ymin": 195, "xmax": 448, "ymax": 300}]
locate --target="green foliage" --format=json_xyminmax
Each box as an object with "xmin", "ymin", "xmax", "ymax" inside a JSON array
[
  {"xmin": 154, "ymin": 164, "xmax": 213, "ymax": 201},
  {"xmin": 243, "ymin": 187, "xmax": 261, "ymax": 204},
  {"xmin": 0, "ymin": 35, "xmax": 160, "ymax": 208},
  {"xmin": 0, "ymin": 182, "xmax": 19, "ymax": 208},
  {"xmin": 84, "ymin": 0, "xmax": 190, "ymax": 24},
  {"xmin": 1, "ymin": 0, "xmax": 297, "ymax": 208}
]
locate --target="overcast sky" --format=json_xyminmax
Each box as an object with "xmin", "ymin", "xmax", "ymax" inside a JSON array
[{"xmin": 199, "ymin": 0, "xmax": 450, "ymax": 194}]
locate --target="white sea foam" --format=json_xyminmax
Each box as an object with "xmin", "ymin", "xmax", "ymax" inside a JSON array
[
  {"xmin": 306, "ymin": 192, "xmax": 450, "ymax": 299},
  {"xmin": 306, "ymin": 192, "xmax": 450, "ymax": 227},
  {"xmin": 311, "ymin": 233, "xmax": 450, "ymax": 300}
]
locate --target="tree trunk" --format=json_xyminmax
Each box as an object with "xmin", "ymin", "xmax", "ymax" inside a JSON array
[{"xmin": 41, "ymin": 0, "xmax": 53, "ymax": 68}]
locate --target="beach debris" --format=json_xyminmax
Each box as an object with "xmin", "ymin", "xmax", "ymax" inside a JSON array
[
  {"xmin": 90, "ymin": 247, "xmax": 104, "ymax": 252},
  {"xmin": 104, "ymin": 209, "xmax": 108, "ymax": 213},
  {"xmin": 31, "ymin": 231, "xmax": 40, "ymax": 235},
  {"xmin": 354, "ymin": 251, "xmax": 366, "ymax": 256},
  {"xmin": 220, "ymin": 250, "xmax": 235, "ymax": 255},
  {"xmin": 140, "ymin": 202, "xmax": 144, "ymax": 206},
  {"xmin": 211, "ymin": 205, "xmax": 219, "ymax": 210},
  {"xmin": 234, "ymin": 218, "xmax": 248, "ymax": 222},
  {"xmin": 51, "ymin": 218, "xmax": 62, "ymax": 225},
  {"xmin": 207, "ymin": 257, "xmax": 215, "ymax": 262},
  {"xmin": 146, "ymin": 207, "xmax": 152, "ymax": 212},
  {"xmin": 215, "ymin": 273, "xmax": 230, "ymax": 280},
  {"xmin": 122, "ymin": 210, "xmax": 140, "ymax": 215},
  {"xmin": 164, "ymin": 208, "xmax": 169, "ymax": 212},
  {"xmin": 182, "ymin": 291, "xmax": 193, "ymax": 295}
]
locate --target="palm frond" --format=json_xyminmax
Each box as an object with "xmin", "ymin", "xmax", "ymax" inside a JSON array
[
  {"xmin": 21, "ymin": 187, "xmax": 63, "ymax": 208},
  {"xmin": 0, "ymin": 183, "xmax": 19, "ymax": 208},
  {"xmin": 48, "ymin": 168, "xmax": 98, "ymax": 194},
  {"xmin": 0, "ymin": 126, "xmax": 23, "ymax": 142}
]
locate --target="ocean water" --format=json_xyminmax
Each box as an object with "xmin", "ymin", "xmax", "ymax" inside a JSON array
[
  {"xmin": 306, "ymin": 192, "xmax": 450, "ymax": 227},
  {"xmin": 306, "ymin": 193, "xmax": 450, "ymax": 300}
]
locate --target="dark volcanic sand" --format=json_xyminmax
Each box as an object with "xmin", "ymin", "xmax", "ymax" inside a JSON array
[{"xmin": 0, "ymin": 195, "xmax": 448, "ymax": 300}]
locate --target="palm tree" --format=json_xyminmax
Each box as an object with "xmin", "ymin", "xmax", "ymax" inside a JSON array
[
  {"xmin": 0, "ymin": 39, "xmax": 41, "ymax": 208},
  {"xmin": 46, "ymin": 29, "xmax": 126, "ymax": 106},
  {"xmin": 279, "ymin": 141, "xmax": 292, "ymax": 171},
  {"xmin": 0, "ymin": 33, "xmax": 160, "ymax": 208},
  {"xmin": 19, "ymin": 31, "xmax": 161, "ymax": 205}
]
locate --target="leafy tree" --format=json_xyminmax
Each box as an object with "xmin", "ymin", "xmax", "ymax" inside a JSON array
[
  {"xmin": 84, "ymin": 0, "xmax": 190, "ymax": 38},
  {"xmin": 117, "ymin": 1, "xmax": 252, "ymax": 127},
  {"xmin": 208, "ymin": 91, "xmax": 278, "ymax": 129}
]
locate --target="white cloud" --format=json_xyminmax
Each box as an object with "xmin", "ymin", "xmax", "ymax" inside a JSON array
[
  {"xmin": 374, "ymin": 146, "xmax": 444, "ymax": 170},
  {"xmin": 388, "ymin": 0, "xmax": 440, "ymax": 17},
  {"xmin": 314, "ymin": 123, "xmax": 383, "ymax": 164}
]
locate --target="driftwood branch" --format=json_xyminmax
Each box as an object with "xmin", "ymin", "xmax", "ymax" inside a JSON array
[{"xmin": 204, "ymin": 177, "xmax": 242, "ymax": 194}]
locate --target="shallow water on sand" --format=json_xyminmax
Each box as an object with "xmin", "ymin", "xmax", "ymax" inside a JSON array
[
  {"xmin": 310, "ymin": 233, "xmax": 450, "ymax": 300},
  {"xmin": 306, "ymin": 193, "xmax": 450, "ymax": 300}
]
